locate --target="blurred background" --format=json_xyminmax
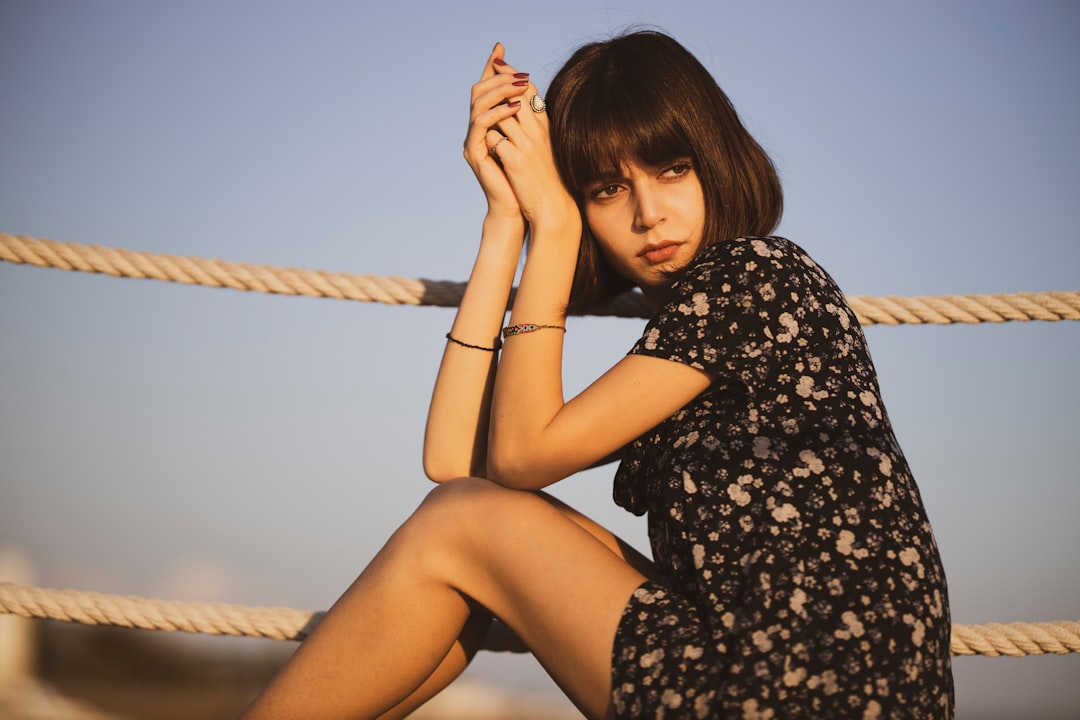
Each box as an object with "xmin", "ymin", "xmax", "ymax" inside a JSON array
[{"xmin": 1, "ymin": 1, "xmax": 1077, "ymax": 718}]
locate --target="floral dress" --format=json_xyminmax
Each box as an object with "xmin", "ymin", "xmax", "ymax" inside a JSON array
[{"xmin": 609, "ymin": 237, "xmax": 954, "ymax": 719}]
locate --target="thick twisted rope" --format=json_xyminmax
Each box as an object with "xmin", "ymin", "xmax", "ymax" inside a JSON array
[
  {"xmin": 0, "ymin": 582, "xmax": 318, "ymax": 641},
  {"xmin": 3, "ymin": 233, "xmax": 1079, "ymax": 324},
  {"xmin": 1, "ymin": 582, "xmax": 1078, "ymax": 658}
]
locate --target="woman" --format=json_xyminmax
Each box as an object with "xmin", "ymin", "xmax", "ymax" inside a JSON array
[{"xmin": 243, "ymin": 31, "xmax": 954, "ymax": 719}]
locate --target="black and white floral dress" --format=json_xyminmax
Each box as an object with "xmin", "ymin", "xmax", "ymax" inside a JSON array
[{"xmin": 609, "ymin": 237, "xmax": 954, "ymax": 719}]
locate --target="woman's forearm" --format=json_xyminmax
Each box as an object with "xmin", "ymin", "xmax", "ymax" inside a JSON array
[
  {"xmin": 422, "ymin": 214, "xmax": 524, "ymax": 482},
  {"xmin": 487, "ymin": 212, "xmax": 582, "ymax": 487}
]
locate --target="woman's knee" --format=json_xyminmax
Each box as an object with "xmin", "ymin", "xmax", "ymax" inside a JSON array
[
  {"xmin": 409, "ymin": 477, "xmax": 546, "ymax": 554},
  {"xmin": 421, "ymin": 475, "xmax": 535, "ymax": 515},
  {"xmin": 406, "ymin": 477, "xmax": 509, "ymax": 546}
]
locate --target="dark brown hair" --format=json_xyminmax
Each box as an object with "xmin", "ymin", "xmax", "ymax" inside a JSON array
[{"xmin": 546, "ymin": 31, "xmax": 783, "ymax": 313}]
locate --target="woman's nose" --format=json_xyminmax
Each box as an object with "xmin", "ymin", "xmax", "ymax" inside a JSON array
[{"xmin": 632, "ymin": 187, "xmax": 664, "ymax": 231}]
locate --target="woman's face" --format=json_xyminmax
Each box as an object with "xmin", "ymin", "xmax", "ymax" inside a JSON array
[{"xmin": 583, "ymin": 158, "xmax": 706, "ymax": 306}]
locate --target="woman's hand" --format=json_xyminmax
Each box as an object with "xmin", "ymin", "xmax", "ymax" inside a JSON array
[
  {"xmin": 464, "ymin": 45, "xmax": 579, "ymax": 234},
  {"xmin": 464, "ymin": 44, "xmax": 530, "ymax": 222}
]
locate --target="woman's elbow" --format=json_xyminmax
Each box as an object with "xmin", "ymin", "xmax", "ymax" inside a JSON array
[
  {"xmin": 423, "ymin": 467, "xmax": 451, "ymax": 484},
  {"xmin": 486, "ymin": 448, "xmax": 552, "ymax": 491},
  {"xmin": 422, "ymin": 453, "xmax": 460, "ymax": 484},
  {"xmin": 423, "ymin": 445, "xmax": 488, "ymax": 484}
]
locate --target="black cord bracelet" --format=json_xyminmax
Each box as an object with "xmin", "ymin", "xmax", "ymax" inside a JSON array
[{"xmin": 445, "ymin": 332, "xmax": 501, "ymax": 352}]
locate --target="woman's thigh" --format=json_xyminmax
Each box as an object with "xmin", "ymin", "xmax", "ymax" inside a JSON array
[
  {"xmin": 415, "ymin": 477, "xmax": 647, "ymax": 719},
  {"xmin": 539, "ymin": 490, "xmax": 657, "ymax": 580}
]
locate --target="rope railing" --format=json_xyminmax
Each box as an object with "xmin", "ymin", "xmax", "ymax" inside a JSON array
[
  {"xmin": 3, "ymin": 233, "xmax": 1079, "ymax": 324},
  {"xmin": 2, "ymin": 582, "xmax": 1078, "ymax": 658}
]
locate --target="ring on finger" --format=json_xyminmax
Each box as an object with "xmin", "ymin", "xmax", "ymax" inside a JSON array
[
  {"xmin": 529, "ymin": 93, "xmax": 546, "ymax": 113},
  {"xmin": 490, "ymin": 135, "xmax": 509, "ymax": 156}
]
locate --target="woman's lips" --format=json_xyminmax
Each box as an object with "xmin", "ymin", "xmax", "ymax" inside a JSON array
[{"xmin": 640, "ymin": 242, "xmax": 682, "ymax": 264}]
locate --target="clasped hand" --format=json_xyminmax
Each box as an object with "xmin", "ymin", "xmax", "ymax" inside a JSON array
[{"xmin": 463, "ymin": 43, "xmax": 579, "ymax": 234}]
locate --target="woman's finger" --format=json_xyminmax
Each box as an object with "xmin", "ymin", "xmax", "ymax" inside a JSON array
[
  {"xmin": 471, "ymin": 75, "xmax": 530, "ymax": 115},
  {"xmin": 472, "ymin": 43, "xmax": 527, "ymax": 102},
  {"xmin": 477, "ymin": 42, "xmax": 503, "ymax": 82},
  {"xmin": 464, "ymin": 100, "xmax": 521, "ymax": 161},
  {"xmin": 486, "ymin": 130, "xmax": 511, "ymax": 159},
  {"xmin": 489, "ymin": 45, "xmax": 523, "ymax": 78},
  {"xmin": 477, "ymin": 42, "xmax": 524, "ymax": 82},
  {"xmin": 493, "ymin": 84, "xmax": 548, "ymax": 151},
  {"xmin": 483, "ymin": 77, "xmax": 546, "ymax": 141}
]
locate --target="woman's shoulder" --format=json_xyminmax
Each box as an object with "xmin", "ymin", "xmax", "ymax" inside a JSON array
[
  {"xmin": 692, "ymin": 235, "xmax": 814, "ymax": 270},
  {"xmin": 675, "ymin": 236, "xmax": 825, "ymax": 292},
  {"xmin": 657, "ymin": 235, "xmax": 849, "ymax": 325}
]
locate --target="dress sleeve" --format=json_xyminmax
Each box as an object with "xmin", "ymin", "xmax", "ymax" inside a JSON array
[{"xmin": 629, "ymin": 237, "xmax": 855, "ymax": 392}]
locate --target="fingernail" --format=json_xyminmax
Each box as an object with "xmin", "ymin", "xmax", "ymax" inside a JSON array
[
  {"xmin": 507, "ymin": 100, "xmax": 521, "ymax": 108},
  {"xmin": 493, "ymin": 57, "xmax": 507, "ymax": 66},
  {"xmin": 512, "ymin": 80, "xmax": 528, "ymax": 87},
  {"xmin": 513, "ymin": 72, "xmax": 529, "ymax": 79}
]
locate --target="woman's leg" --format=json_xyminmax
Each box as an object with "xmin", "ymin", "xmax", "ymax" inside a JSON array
[
  {"xmin": 242, "ymin": 477, "xmax": 647, "ymax": 720},
  {"xmin": 373, "ymin": 492, "xmax": 653, "ymax": 720},
  {"xmin": 539, "ymin": 490, "xmax": 657, "ymax": 581},
  {"xmin": 371, "ymin": 603, "xmax": 492, "ymax": 720}
]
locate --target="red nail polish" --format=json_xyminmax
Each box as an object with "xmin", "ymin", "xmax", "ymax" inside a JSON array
[
  {"xmin": 513, "ymin": 72, "xmax": 529, "ymax": 79},
  {"xmin": 493, "ymin": 57, "xmax": 507, "ymax": 66},
  {"xmin": 507, "ymin": 100, "xmax": 521, "ymax": 108},
  {"xmin": 512, "ymin": 80, "xmax": 528, "ymax": 87}
]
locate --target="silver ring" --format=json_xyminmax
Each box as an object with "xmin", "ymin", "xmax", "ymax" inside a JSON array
[
  {"xmin": 529, "ymin": 93, "xmax": 546, "ymax": 113},
  {"xmin": 490, "ymin": 135, "xmax": 509, "ymax": 156}
]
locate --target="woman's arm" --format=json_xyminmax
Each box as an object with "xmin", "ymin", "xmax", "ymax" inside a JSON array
[
  {"xmin": 422, "ymin": 44, "xmax": 530, "ymax": 482},
  {"xmin": 490, "ymin": 262, "xmax": 714, "ymax": 489},
  {"xmin": 481, "ymin": 55, "xmax": 713, "ymax": 490},
  {"xmin": 422, "ymin": 215, "xmax": 521, "ymax": 482}
]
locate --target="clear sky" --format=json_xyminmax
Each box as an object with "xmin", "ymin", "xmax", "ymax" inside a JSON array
[{"xmin": 1, "ymin": 1, "xmax": 1077, "ymax": 717}]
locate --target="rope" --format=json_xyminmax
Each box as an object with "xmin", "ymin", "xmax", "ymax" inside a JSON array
[
  {"xmin": 0, "ymin": 582, "xmax": 316, "ymax": 641},
  {"xmin": 4, "ymin": 233, "xmax": 1079, "ymax": 324},
  {"xmin": 950, "ymin": 620, "xmax": 1080, "ymax": 658},
  {"xmin": 0, "ymin": 233, "xmax": 431, "ymax": 307},
  {"xmin": 1, "ymin": 582, "xmax": 1078, "ymax": 657}
]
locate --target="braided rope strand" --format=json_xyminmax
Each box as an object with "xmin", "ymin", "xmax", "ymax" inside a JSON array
[
  {"xmin": 2, "ymin": 583, "xmax": 1078, "ymax": 657},
  {"xmin": 0, "ymin": 582, "xmax": 315, "ymax": 641},
  {"xmin": 3, "ymin": 233, "xmax": 1078, "ymax": 324}
]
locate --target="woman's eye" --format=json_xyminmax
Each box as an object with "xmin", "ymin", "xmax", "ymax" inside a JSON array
[
  {"xmin": 591, "ymin": 183, "xmax": 622, "ymax": 199},
  {"xmin": 663, "ymin": 162, "xmax": 692, "ymax": 178}
]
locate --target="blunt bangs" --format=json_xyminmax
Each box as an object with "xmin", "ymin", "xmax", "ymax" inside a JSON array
[
  {"xmin": 554, "ymin": 45, "xmax": 696, "ymax": 196},
  {"xmin": 560, "ymin": 82, "xmax": 693, "ymax": 196}
]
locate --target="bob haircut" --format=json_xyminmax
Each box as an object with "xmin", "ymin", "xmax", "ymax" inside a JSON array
[{"xmin": 546, "ymin": 31, "xmax": 784, "ymax": 314}]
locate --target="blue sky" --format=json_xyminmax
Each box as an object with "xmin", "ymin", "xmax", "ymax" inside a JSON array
[{"xmin": 1, "ymin": 1, "xmax": 1077, "ymax": 716}]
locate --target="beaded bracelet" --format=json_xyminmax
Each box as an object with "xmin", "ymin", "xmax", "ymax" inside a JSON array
[
  {"xmin": 502, "ymin": 323, "xmax": 567, "ymax": 338},
  {"xmin": 445, "ymin": 332, "xmax": 501, "ymax": 352}
]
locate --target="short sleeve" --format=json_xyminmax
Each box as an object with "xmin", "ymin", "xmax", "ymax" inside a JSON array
[{"xmin": 629, "ymin": 237, "xmax": 853, "ymax": 391}]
